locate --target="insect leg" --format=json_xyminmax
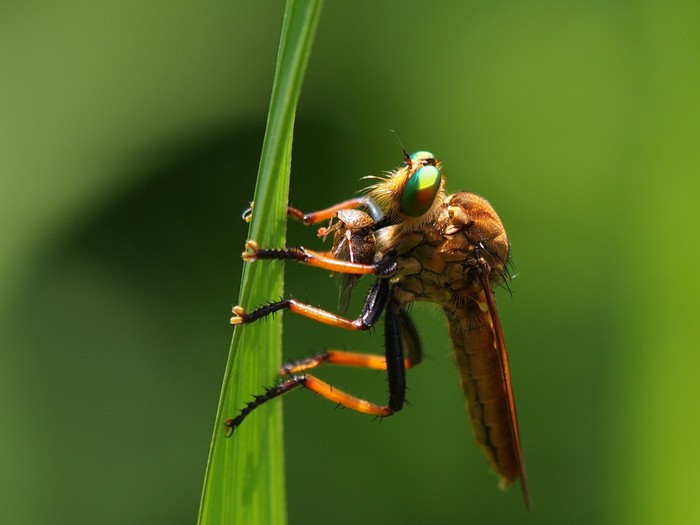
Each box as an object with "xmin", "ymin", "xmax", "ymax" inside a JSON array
[
  {"xmin": 281, "ymin": 318, "xmax": 422, "ymax": 376},
  {"xmin": 241, "ymin": 240, "xmax": 397, "ymax": 276},
  {"xmin": 225, "ymin": 305, "xmax": 424, "ymax": 435},
  {"xmin": 395, "ymin": 307, "xmax": 422, "ymax": 367},
  {"xmin": 244, "ymin": 196, "xmax": 382, "ymax": 224},
  {"xmin": 224, "ymin": 373, "xmax": 395, "ymax": 436},
  {"xmin": 384, "ymin": 300, "xmax": 407, "ymax": 411},
  {"xmin": 287, "ymin": 195, "xmax": 383, "ymax": 224},
  {"xmin": 224, "ymin": 377, "xmax": 302, "ymax": 435},
  {"xmin": 231, "ymin": 278, "xmax": 390, "ymax": 331},
  {"xmin": 281, "ymin": 348, "xmax": 418, "ymax": 375}
]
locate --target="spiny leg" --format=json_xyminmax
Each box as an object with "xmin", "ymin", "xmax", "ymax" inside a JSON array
[
  {"xmin": 280, "ymin": 305, "xmax": 422, "ymax": 379},
  {"xmin": 225, "ymin": 303, "xmax": 422, "ymax": 435},
  {"xmin": 237, "ymin": 207, "xmax": 395, "ymax": 328},
  {"xmin": 231, "ymin": 277, "xmax": 390, "ymax": 331},
  {"xmin": 243, "ymin": 196, "xmax": 382, "ymax": 225},
  {"xmin": 282, "ymin": 323, "xmax": 422, "ymax": 377},
  {"xmin": 224, "ymin": 374, "xmax": 395, "ymax": 436},
  {"xmin": 384, "ymin": 300, "xmax": 407, "ymax": 411},
  {"xmin": 287, "ymin": 196, "xmax": 383, "ymax": 225},
  {"xmin": 281, "ymin": 350, "xmax": 413, "ymax": 375},
  {"xmin": 241, "ymin": 240, "xmax": 397, "ymax": 277}
]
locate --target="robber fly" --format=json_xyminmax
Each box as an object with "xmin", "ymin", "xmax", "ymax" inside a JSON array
[{"xmin": 226, "ymin": 150, "xmax": 530, "ymax": 508}]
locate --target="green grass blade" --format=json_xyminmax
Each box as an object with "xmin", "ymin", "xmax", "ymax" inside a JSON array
[{"xmin": 198, "ymin": 1, "xmax": 324, "ymax": 524}]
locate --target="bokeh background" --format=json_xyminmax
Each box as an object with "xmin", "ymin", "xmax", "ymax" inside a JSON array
[{"xmin": 2, "ymin": 2, "xmax": 699, "ymax": 524}]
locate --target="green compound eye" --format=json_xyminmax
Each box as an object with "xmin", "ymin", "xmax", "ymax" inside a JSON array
[{"xmin": 401, "ymin": 164, "xmax": 441, "ymax": 217}]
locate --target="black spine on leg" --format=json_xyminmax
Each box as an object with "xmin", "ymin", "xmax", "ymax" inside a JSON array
[
  {"xmin": 224, "ymin": 376, "xmax": 305, "ymax": 435},
  {"xmin": 384, "ymin": 299, "xmax": 407, "ymax": 412},
  {"xmin": 255, "ymin": 247, "xmax": 308, "ymax": 262},
  {"xmin": 243, "ymin": 299, "xmax": 292, "ymax": 323}
]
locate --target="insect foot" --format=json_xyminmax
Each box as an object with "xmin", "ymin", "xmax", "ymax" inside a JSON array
[
  {"xmin": 230, "ymin": 305, "xmax": 249, "ymax": 325},
  {"xmin": 241, "ymin": 240, "xmax": 260, "ymax": 261}
]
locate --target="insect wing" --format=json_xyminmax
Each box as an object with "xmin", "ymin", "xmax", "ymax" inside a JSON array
[{"xmin": 479, "ymin": 272, "xmax": 530, "ymax": 510}]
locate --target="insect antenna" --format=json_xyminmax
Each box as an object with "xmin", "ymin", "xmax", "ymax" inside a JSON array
[{"xmin": 388, "ymin": 128, "xmax": 411, "ymax": 166}]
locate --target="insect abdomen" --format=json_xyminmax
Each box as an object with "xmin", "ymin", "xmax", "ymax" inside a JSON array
[{"xmin": 445, "ymin": 300, "xmax": 519, "ymax": 487}]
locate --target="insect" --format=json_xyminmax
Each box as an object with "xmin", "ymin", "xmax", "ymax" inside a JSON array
[
  {"xmin": 317, "ymin": 208, "xmax": 378, "ymax": 312},
  {"xmin": 226, "ymin": 150, "xmax": 530, "ymax": 508}
]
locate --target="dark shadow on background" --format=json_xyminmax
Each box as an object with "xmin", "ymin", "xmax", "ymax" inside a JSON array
[{"xmin": 2, "ymin": 120, "xmax": 340, "ymax": 524}]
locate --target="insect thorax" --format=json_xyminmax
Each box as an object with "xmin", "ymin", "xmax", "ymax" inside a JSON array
[{"xmin": 388, "ymin": 191, "xmax": 509, "ymax": 308}]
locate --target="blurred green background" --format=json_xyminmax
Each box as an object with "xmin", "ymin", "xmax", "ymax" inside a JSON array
[{"xmin": 2, "ymin": 1, "xmax": 699, "ymax": 523}]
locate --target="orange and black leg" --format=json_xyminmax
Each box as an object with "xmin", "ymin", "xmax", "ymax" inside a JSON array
[
  {"xmin": 278, "ymin": 306, "xmax": 422, "ymax": 377},
  {"xmin": 231, "ymin": 276, "xmax": 391, "ymax": 331},
  {"xmin": 279, "ymin": 305, "xmax": 422, "ymax": 375},
  {"xmin": 244, "ymin": 197, "xmax": 384, "ymax": 225},
  {"xmin": 240, "ymin": 240, "xmax": 397, "ymax": 277},
  {"xmin": 224, "ymin": 374, "xmax": 393, "ymax": 435},
  {"xmin": 287, "ymin": 196, "xmax": 384, "ymax": 225},
  {"xmin": 224, "ymin": 300, "xmax": 423, "ymax": 435}
]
